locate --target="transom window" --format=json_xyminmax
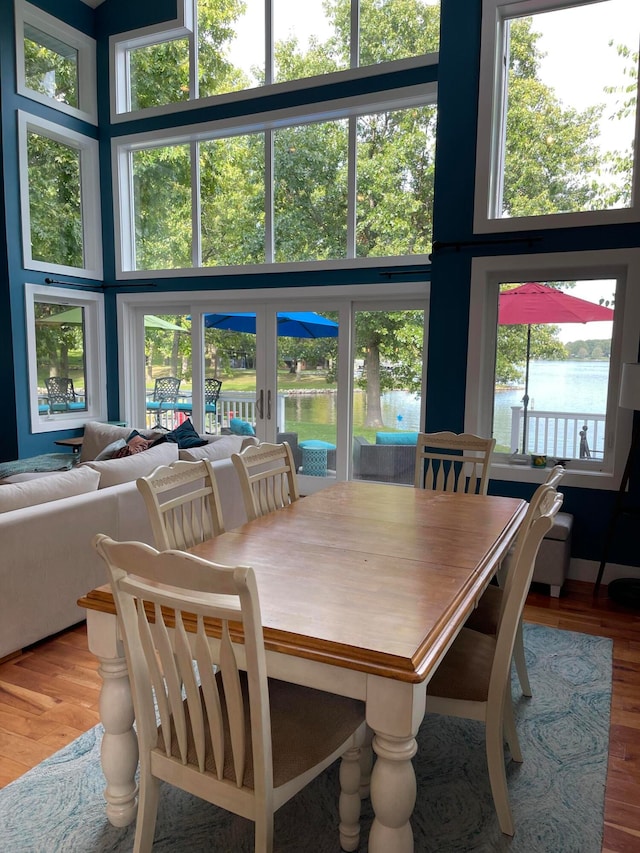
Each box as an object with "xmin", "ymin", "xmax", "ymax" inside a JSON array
[
  {"xmin": 115, "ymin": 90, "xmax": 437, "ymax": 275},
  {"xmin": 112, "ymin": 0, "xmax": 440, "ymax": 118},
  {"xmin": 475, "ymin": 0, "xmax": 640, "ymax": 232}
]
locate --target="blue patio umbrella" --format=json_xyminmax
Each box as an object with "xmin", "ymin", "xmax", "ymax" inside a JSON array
[{"xmin": 202, "ymin": 311, "xmax": 338, "ymax": 338}]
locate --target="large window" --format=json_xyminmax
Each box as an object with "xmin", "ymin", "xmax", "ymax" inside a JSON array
[
  {"xmin": 25, "ymin": 284, "xmax": 107, "ymax": 433},
  {"xmin": 18, "ymin": 113, "xmax": 102, "ymax": 278},
  {"xmin": 115, "ymin": 90, "xmax": 436, "ymax": 275},
  {"xmin": 465, "ymin": 249, "xmax": 640, "ymax": 488},
  {"xmin": 475, "ymin": 0, "xmax": 640, "ymax": 232},
  {"xmin": 15, "ymin": 0, "xmax": 97, "ymax": 124},
  {"xmin": 111, "ymin": 0, "xmax": 440, "ymax": 119}
]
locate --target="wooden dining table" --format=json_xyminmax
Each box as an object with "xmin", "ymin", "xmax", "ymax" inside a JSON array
[{"xmin": 79, "ymin": 480, "xmax": 527, "ymax": 853}]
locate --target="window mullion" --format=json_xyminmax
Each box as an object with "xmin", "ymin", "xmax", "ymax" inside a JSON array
[
  {"xmin": 192, "ymin": 140, "xmax": 201, "ymax": 268},
  {"xmin": 265, "ymin": 0, "xmax": 273, "ymax": 86},
  {"xmin": 265, "ymin": 129, "xmax": 274, "ymax": 263},
  {"xmin": 190, "ymin": 0, "xmax": 198, "ymax": 100},
  {"xmin": 347, "ymin": 115, "xmax": 357, "ymax": 259},
  {"xmin": 351, "ymin": 0, "xmax": 360, "ymax": 69}
]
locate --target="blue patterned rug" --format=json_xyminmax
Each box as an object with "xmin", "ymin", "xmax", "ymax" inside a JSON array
[{"xmin": 0, "ymin": 624, "xmax": 611, "ymax": 852}]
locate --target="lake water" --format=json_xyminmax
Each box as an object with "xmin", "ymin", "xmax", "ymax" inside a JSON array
[{"xmin": 285, "ymin": 360, "xmax": 609, "ymax": 448}]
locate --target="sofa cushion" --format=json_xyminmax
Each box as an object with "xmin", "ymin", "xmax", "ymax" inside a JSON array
[
  {"xmin": 375, "ymin": 432, "xmax": 419, "ymax": 445},
  {"xmin": 0, "ymin": 466, "xmax": 101, "ymax": 513},
  {"xmin": 179, "ymin": 434, "xmax": 257, "ymax": 462},
  {"xmin": 80, "ymin": 422, "xmax": 163, "ymax": 462},
  {"xmin": 94, "ymin": 438, "xmax": 127, "ymax": 460},
  {"xmin": 80, "ymin": 442, "xmax": 179, "ymax": 487}
]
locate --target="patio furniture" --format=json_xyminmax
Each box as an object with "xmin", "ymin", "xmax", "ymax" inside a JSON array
[
  {"xmin": 146, "ymin": 376, "xmax": 181, "ymax": 428},
  {"xmin": 299, "ymin": 439, "xmax": 336, "ymax": 477},
  {"xmin": 44, "ymin": 377, "xmax": 86, "ymax": 413},
  {"xmin": 352, "ymin": 435, "xmax": 416, "ymax": 485}
]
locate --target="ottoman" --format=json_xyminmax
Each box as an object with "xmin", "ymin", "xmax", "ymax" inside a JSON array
[
  {"xmin": 299, "ymin": 440, "xmax": 336, "ymax": 477},
  {"xmin": 532, "ymin": 510, "xmax": 573, "ymax": 597}
]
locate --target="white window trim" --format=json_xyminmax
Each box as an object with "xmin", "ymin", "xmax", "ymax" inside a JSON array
[
  {"xmin": 18, "ymin": 111, "xmax": 103, "ymax": 279},
  {"xmin": 465, "ymin": 248, "xmax": 640, "ymax": 490},
  {"xmin": 109, "ymin": 0, "xmax": 438, "ymax": 124},
  {"xmin": 15, "ymin": 0, "xmax": 97, "ymax": 125},
  {"xmin": 474, "ymin": 0, "xmax": 640, "ymax": 234},
  {"xmin": 111, "ymin": 82, "xmax": 436, "ymax": 277},
  {"xmin": 25, "ymin": 283, "xmax": 107, "ymax": 433}
]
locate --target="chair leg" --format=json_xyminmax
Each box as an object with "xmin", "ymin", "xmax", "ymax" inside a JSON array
[
  {"xmin": 254, "ymin": 812, "xmax": 274, "ymax": 853},
  {"xmin": 133, "ymin": 773, "xmax": 160, "ymax": 853},
  {"xmin": 503, "ymin": 694, "xmax": 522, "ymax": 763},
  {"xmin": 339, "ymin": 743, "xmax": 363, "ymax": 853},
  {"xmin": 359, "ymin": 727, "xmax": 374, "ymax": 799},
  {"xmin": 486, "ymin": 714, "xmax": 515, "ymax": 836},
  {"xmin": 513, "ymin": 617, "xmax": 532, "ymax": 698}
]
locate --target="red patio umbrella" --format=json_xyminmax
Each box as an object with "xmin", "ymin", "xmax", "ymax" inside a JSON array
[{"xmin": 498, "ymin": 282, "xmax": 614, "ymax": 453}]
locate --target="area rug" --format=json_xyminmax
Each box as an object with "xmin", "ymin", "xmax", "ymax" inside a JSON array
[{"xmin": 0, "ymin": 624, "xmax": 612, "ymax": 852}]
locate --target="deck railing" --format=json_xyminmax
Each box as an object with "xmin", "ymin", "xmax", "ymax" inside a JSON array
[
  {"xmin": 509, "ymin": 406, "xmax": 606, "ymax": 458},
  {"xmin": 146, "ymin": 391, "xmax": 286, "ymax": 434}
]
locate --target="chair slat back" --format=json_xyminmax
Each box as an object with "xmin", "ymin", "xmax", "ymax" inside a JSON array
[
  {"xmin": 153, "ymin": 376, "xmax": 181, "ymax": 402},
  {"xmin": 232, "ymin": 442, "xmax": 300, "ymax": 521},
  {"xmin": 45, "ymin": 376, "xmax": 76, "ymax": 404},
  {"xmin": 137, "ymin": 460, "xmax": 225, "ymax": 550},
  {"xmin": 489, "ymin": 484, "xmax": 563, "ymax": 704},
  {"xmin": 414, "ymin": 432, "xmax": 496, "ymax": 495},
  {"xmin": 93, "ymin": 535, "xmax": 271, "ymax": 797},
  {"xmin": 204, "ymin": 378, "xmax": 222, "ymax": 406}
]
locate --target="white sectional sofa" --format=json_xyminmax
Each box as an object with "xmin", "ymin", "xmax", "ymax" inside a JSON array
[{"xmin": 0, "ymin": 422, "xmax": 255, "ymax": 660}]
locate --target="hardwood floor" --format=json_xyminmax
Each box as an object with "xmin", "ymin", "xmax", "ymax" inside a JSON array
[{"xmin": 0, "ymin": 580, "xmax": 639, "ymax": 851}]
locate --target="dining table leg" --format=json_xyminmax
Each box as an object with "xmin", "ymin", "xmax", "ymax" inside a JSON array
[
  {"xmin": 365, "ymin": 676, "xmax": 427, "ymax": 853},
  {"xmin": 86, "ymin": 609, "xmax": 139, "ymax": 828}
]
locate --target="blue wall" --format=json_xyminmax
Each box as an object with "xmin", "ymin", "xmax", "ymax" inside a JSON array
[{"xmin": 1, "ymin": 0, "xmax": 638, "ymax": 575}]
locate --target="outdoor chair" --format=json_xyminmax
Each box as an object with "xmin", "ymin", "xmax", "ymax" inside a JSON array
[
  {"xmin": 414, "ymin": 431, "xmax": 496, "ymax": 494},
  {"xmin": 231, "ymin": 442, "xmax": 299, "ymax": 521},
  {"xmin": 425, "ymin": 482, "xmax": 563, "ymax": 836},
  {"xmin": 136, "ymin": 459, "xmax": 225, "ymax": 551},
  {"xmin": 93, "ymin": 534, "xmax": 367, "ymax": 853},
  {"xmin": 146, "ymin": 376, "xmax": 181, "ymax": 428},
  {"xmin": 44, "ymin": 377, "xmax": 86, "ymax": 413},
  {"xmin": 466, "ymin": 465, "xmax": 566, "ymax": 697}
]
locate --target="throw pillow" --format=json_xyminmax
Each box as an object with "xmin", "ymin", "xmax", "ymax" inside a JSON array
[
  {"xmin": 0, "ymin": 467, "xmax": 101, "ymax": 514},
  {"xmin": 94, "ymin": 438, "xmax": 127, "ymax": 461},
  {"xmin": 150, "ymin": 418, "xmax": 207, "ymax": 449},
  {"xmin": 229, "ymin": 417, "xmax": 255, "ymax": 436},
  {"xmin": 80, "ymin": 422, "xmax": 163, "ymax": 462},
  {"xmin": 79, "ymin": 442, "xmax": 179, "ymax": 488}
]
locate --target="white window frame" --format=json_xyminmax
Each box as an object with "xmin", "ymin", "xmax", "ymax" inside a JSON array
[
  {"xmin": 18, "ymin": 111, "xmax": 103, "ymax": 279},
  {"xmin": 465, "ymin": 248, "xmax": 640, "ymax": 490},
  {"xmin": 109, "ymin": 0, "xmax": 438, "ymax": 123},
  {"xmin": 475, "ymin": 0, "xmax": 640, "ymax": 234},
  {"xmin": 25, "ymin": 283, "xmax": 107, "ymax": 433},
  {"xmin": 112, "ymin": 83, "xmax": 436, "ymax": 278},
  {"xmin": 15, "ymin": 0, "xmax": 97, "ymax": 125}
]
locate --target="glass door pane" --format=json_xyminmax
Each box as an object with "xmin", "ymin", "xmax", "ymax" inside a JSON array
[
  {"xmin": 351, "ymin": 308, "xmax": 425, "ymax": 485},
  {"xmin": 144, "ymin": 313, "xmax": 191, "ymax": 431},
  {"xmin": 274, "ymin": 310, "xmax": 339, "ymax": 491}
]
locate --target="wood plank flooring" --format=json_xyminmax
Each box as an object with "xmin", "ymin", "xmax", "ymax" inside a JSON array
[{"xmin": 0, "ymin": 580, "xmax": 639, "ymax": 852}]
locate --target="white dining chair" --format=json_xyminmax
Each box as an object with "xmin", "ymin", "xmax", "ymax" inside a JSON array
[
  {"xmin": 231, "ymin": 441, "xmax": 300, "ymax": 521},
  {"xmin": 137, "ymin": 459, "xmax": 225, "ymax": 550},
  {"xmin": 93, "ymin": 534, "xmax": 367, "ymax": 853},
  {"xmin": 425, "ymin": 482, "xmax": 563, "ymax": 836},
  {"xmin": 466, "ymin": 464, "xmax": 566, "ymax": 696},
  {"xmin": 414, "ymin": 431, "xmax": 496, "ymax": 494}
]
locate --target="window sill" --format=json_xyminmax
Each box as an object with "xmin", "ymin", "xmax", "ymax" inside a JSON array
[{"xmin": 490, "ymin": 460, "xmax": 617, "ymax": 491}]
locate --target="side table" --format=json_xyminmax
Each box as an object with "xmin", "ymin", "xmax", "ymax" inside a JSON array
[{"xmin": 299, "ymin": 439, "xmax": 336, "ymax": 477}]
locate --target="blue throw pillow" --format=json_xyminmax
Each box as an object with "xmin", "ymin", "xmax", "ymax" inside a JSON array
[
  {"xmin": 151, "ymin": 418, "xmax": 207, "ymax": 449},
  {"xmin": 375, "ymin": 432, "xmax": 419, "ymax": 445},
  {"xmin": 229, "ymin": 418, "xmax": 255, "ymax": 436}
]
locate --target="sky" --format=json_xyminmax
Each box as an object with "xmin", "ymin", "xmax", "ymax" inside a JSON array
[{"xmin": 553, "ymin": 281, "xmax": 615, "ymax": 344}]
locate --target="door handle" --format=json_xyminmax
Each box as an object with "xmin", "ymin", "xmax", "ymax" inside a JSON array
[
  {"xmin": 267, "ymin": 389, "xmax": 272, "ymax": 420},
  {"xmin": 256, "ymin": 389, "xmax": 264, "ymax": 419}
]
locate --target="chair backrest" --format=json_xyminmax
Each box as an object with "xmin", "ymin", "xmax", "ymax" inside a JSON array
[
  {"xmin": 544, "ymin": 464, "xmax": 566, "ymax": 489},
  {"xmin": 414, "ymin": 431, "xmax": 496, "ymax": 495},
  {"xmin": 93, "ymin": 534, "xmax": 272, "ymax": 802},
  {"xmin": 136, "ymin": 459, "xmax": 225, "ymax": 550},
  {"xmin": 153, "ymin": 376, "xmax": 181, "ymax": 402},
  {"xmin": 204, "ymin": 378, "xmax": 222, "ymax": 405},
  {"xmin": 45, "ymin": 376, "xmax": 76, "ymax": 404},
  {"xmin": 490, "ymin": 483, "xmax": 563, "ymax": 704},
  {"xmin": 231, "ymin": 442, "xmax": 300, "ymax": 521}
]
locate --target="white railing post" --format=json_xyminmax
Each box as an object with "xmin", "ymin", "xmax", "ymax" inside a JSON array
[{"xmin": 510, "ymin": 407, "xmax": 522, "ymax": 453}]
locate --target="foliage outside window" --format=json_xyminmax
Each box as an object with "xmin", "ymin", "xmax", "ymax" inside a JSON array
[
  {"xmin": 16, "ymin": 1, "xmax": 97, "ymax": 124},
  {"xmin": 476, "ymin": 0, "xmax": 640, "ymax": 231},
  {"xmin": 118, "ymin": 0, "xmax": 440, "ymax": 115},
  {"xmin": 19, "ymin": 113, "xmax": 102, "ymax": 278},
  {"xmin": 25, "ymin": 285, "xmax": 106, "ymax": 433},
  {"xmin": 120, "ymin": 96, "xmax": 436, "ymax": 272}
]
